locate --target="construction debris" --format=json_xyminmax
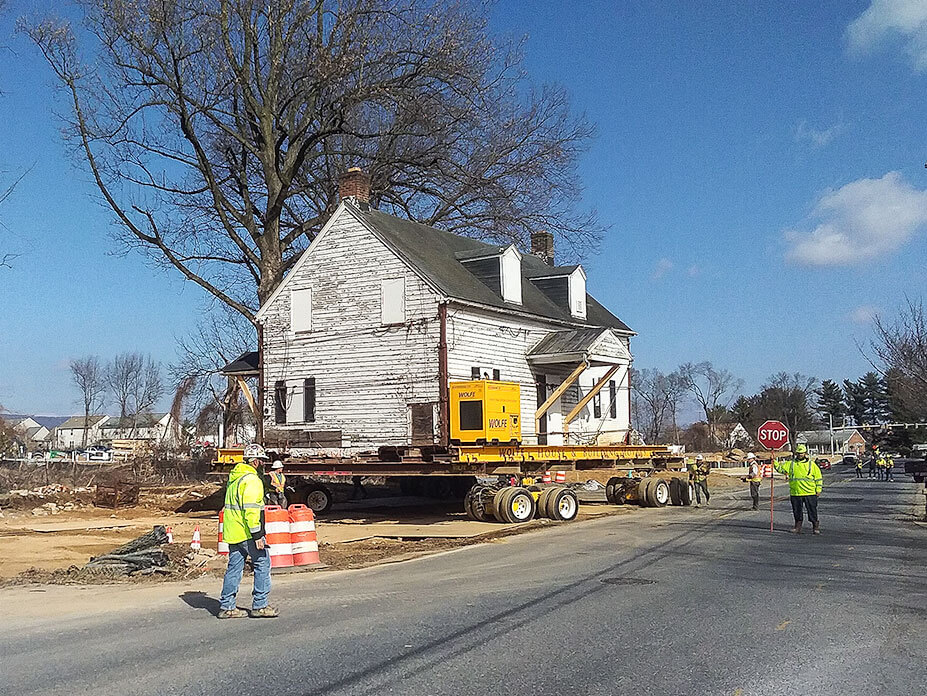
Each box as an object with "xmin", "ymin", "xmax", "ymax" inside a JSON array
[{"xmin": 85, "ymin": 525, "xmax": 170, "ymax": 575}]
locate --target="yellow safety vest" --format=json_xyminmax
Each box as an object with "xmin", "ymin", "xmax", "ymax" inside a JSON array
[
  {"xmin": 773, "ymin": 457, "xmax": 823, "ymax": 497},
  {"xmin": 269, "ymin": 471, "xmax": 286, "ymax": 492},
  {"xmin": 747, "ymin": 463, "xmax": 761, "ymax": 483},
  {"xmin": 688, "ymin": 461, "xmax": 709, "ymax": 483},
  {"xmin": 223, "ymin": 463, "xmax": 265, "ymax": 544}
]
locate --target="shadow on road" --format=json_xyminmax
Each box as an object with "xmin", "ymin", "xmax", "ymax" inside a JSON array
[{"xmin": 180, "ymin": 591, "xmax": 220, "ymax": 616}]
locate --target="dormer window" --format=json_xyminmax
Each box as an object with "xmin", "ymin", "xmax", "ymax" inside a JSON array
[
  {"xmin": 528, "ymin": 265, "xmax": 587, "ymax": 320},
  {"xmin": 456, "ymin": 244, "xmax": 522, "ymax": 305}
]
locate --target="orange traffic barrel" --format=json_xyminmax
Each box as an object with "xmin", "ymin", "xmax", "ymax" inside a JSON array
[
  {"xmin": 555, "ymin": 471, "xmax": 566, "ymax": 483},
  {"xmin": 264, "ymin": 505, "xmax": 294, "ymax": 568},
  {"xmin": 288, "ymin": 504, "xmax": 321, "ymax": 566},
  {"xmin": 218, "ymin": 510, "xmax": 229, "ymax": 556}
]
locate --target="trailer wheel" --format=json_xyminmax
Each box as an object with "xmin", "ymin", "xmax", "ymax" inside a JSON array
[
  {"xmin": 638, "ymin": 479, "xmax": 653, "ymax": 507},
  {"xmin": 492, "ymin": 488, "xmax": 514, "ymax": 522},
  {"xmin": 648, "ymin": 479, "xmax": 670, "ymax": 507},
  {"xmin": 680, "ymin": 481, "xmax": 695, "ymax": 506},
  {"xmin": 605, "ymin": 476, "xmax": 621, "ymax": 504},
  {"xmin": 507, "ymin": 487, "xmax": 536, "ymax": 523},
  {"xmin": 303, "ymin": 483, "xmax": 334, "ymax": 515},
  {"xmin": 669, "ymin": 477, "xmax": 683, "ymax": 506},
  {"xmin": 548, "ymin": 487, "xmax": 579, "ymax": 521},
  {"xmin": 465, "ymin": 485, "xmax": 493, "ymax": 521},
  {"xmin": 537, "ymin": 487, "xmax": 555, "ymax": 518}
]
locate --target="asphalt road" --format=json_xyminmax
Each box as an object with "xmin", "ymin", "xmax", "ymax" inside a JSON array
[{"xmin": 4, "ymin": 468, "xmax": 925, "ymax": 696}]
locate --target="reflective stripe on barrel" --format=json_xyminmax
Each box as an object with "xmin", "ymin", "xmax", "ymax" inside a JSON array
[
  {"xmin": 218, "ymin": 509, "xmax": 229, "ymax": 556},
  {"xmin": 264, "ymin": 505, "xmax": 294, "ymax": 568},
  {"xmin": 288, "ymin": 504, "xmax": 321, "ymax": 566}
]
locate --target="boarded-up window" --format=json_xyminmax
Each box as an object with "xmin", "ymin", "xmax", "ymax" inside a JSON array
[
  {"xmin": 609, "ymin": 380, "xmax": 617, "ymax": 419},
  {"xmin": 380, "ymin": 278, "xmax": 405, "ymax": 324},
  {"xmin": 410, "ymin": 403, "xmax": 435, "ymax": 445},
  {"xmin": 274, "ymin": 381, "xmax": 287, "ymax": 424},
  {"xmin": 303, "ymin": 378, "xmax": 316, "ymax": 423},
  {"xmin": 290, "ymin": 288, "xmax": 312, "ymax": 333}
]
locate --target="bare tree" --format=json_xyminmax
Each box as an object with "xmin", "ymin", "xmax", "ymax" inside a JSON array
[
  {"xmin": 631, "ymin": 368, "xmax": 675, "ymax": 444},
  {"xmin": 24, "ymin": 0, "xmax": 602, "ymax": 323},
  {"xmin": 870, "ymin": 297, "xmax": 927, "ymax": 419},
  {"xmin": 69, "ymin": 356, "xmax": 106, "ymax": 447},
  {"xmin": 106, "ymin": 352, "xmax": 165, "ymax": 434},
  {"xmin": 678, "ymin": 362, "xmax": 744, "ymax": 444}
]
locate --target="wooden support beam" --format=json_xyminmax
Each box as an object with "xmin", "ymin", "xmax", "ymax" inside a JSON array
[
  {"xmin": 563, "ymin": 365, "xmax": 621, "ymax": 435},
  {"xmin": 236, "ymin": 377, "xmax": 259, "ymax": 420},
  {"xmin": 535, "ymin": 362, "xmax": 587, "ymax": 436}
]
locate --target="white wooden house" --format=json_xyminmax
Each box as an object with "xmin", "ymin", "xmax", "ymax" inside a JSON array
[
  {"xmin": 100, "ymin": 413, "xmax": 176, "ymax": 444},
  {"xmin": 235, "ymin": 169, "xmax": 635, "ymax": 455},
  {"xmin": 53, "ymin": 415, "xmax": 109, "ymax": 449}
]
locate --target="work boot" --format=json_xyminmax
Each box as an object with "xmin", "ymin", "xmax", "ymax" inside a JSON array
[
  {"xmin": 790, "ymin": 524, "xmax": 802, "ymax": 534},
  {"xmin": 751, "ymin": 505, "xmax": 759, "ymax": 511},
  {"xmin": 217, "ymin": 608, "xmax": 248, "ymax": 619},
  {"xmin": 250, "ymin": 606, "xmax": 279, "ymax": 618},
  {"xmin": 812, "ymin": 525, "xmax": 821, "ymax": 535}
]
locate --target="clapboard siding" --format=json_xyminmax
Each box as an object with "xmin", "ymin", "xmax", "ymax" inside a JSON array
[
  {"xmin": 446, "ymin": 308, "xmax": 632, "ymax": 445},
  {"xmin": 260, "ymin": 210, "xmax": 442, "ymax": 452}
]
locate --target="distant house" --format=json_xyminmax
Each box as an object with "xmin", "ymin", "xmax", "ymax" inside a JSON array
[
  {"xmin": 100, "ymin": 413, "xmax": 176, "ymax": 444},
  {"xmin": 713, "ymin": 422, "xmax": 753, "ymax": 450},
  {"xmin": 797, "ymin": 428, "xmax": 867, "ymax": 456},
  {"xmin": 53, "ymin": 416, "xmax": 109, "ymax": 449}
]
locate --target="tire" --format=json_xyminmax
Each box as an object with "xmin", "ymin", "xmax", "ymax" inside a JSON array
[
  {"xmin": 537, "ymin": 487, "xmax": 556, "ymax": 518},
  {"xmin": 548, "ymin": 487, "xmax": 579, "ymax": 521},
  {"xmin": 492, "ymin": 488, "xmax": 514, "ymax": 523},
  {"xmin": 669, "ymin": 477, "xmax": 683, "ymax": 506},
  {"xmin": 678, "ymin": 481, "xmax": 694, "ymax": 506},
  {"xmin": 464, "ymin": 487, "xmax": 477, "ymax": 519},
  {"xmin": 648, "ymin": 479, "xmax": 670, "ymax": 507},
  {"xmin": 637, "ymin": 479, "xmax": 653, "ymax": 507},
  {"xmin": 303, "ymin": 483, "xmax": 334, "ymax": 515},
  {"xmin": 465, "ymin": 485, "xmax": 493, "ymax": 521},
  {"xmin": 606, "ymin": 476, "xmax": 622, "ymax": 505},
  {"xmin": 506, "ymin": 487, "xmax": 536, "ymax": 523}
]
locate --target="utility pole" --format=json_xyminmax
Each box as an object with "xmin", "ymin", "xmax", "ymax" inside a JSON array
[{"xmin": 829, "ymin": 414, "xmax": 835, "ymax": 455}]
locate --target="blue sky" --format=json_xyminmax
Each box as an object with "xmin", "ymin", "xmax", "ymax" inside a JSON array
[{"xmin": 1, "ymin": 0, "xmax": 926, "ymax": 415}]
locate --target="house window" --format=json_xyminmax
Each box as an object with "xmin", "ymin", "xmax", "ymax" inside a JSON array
[
  {"xmin": 290, "ymin": 288, "xmax": 312, "ymax": 333},
  {"xmin": 492, "ymin": 369, "xmax": 500, "ymax": 381},
  {"xmin": 471, "ymin": 366, "xmax": 481, "ymax": 379},
  {"xmin": 609, "ymin": 380, "xmax": 617, "ymax": 419},
  {"xmin": 303, "ymin": 378, "xmax": 316, "ymax": 423},
  {"xmin": 381, "ymin": 278, "xmax": 405, "ymax": 324},
  {"xmin": 593, "ymin": 391, "xmax": 602, "ymax": 419},
  {"xmin": 274, "ymin": 381, "xmax": 287, "ymax": 424}
]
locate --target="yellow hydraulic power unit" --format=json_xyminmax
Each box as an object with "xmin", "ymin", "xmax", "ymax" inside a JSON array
[{"xmin": 449, "ymin": 380, "xmax": 521, "ymax": 445}]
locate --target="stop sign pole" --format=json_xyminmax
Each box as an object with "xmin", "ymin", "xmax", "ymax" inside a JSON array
[{"xmin": 757, "ymin": 420, "xmax": 790, "ymax": 532}]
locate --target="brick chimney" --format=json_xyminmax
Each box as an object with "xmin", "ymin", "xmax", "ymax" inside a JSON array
[
  {"xmin": 530, "ymin": 231, "xmax": 554, "ymax": 265},
  {"xmin": 338, "ymin": 167, "xmax": 371, "ymax": 206}
]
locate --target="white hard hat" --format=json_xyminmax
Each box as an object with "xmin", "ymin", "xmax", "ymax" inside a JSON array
[
  {"xmin": 243, "ymin": 443, "xmax": 269, "ymax": 461},
  {"xmin": 695, "ymin": 454, "xmax": 704, "ymax": 461},
  {"xmin": 746, "ymin": 452, "xmax": 756, "ymax": 460},
  {"xmin": 271, "ymin": 461, "xmax": 284, "ymax": 470}
]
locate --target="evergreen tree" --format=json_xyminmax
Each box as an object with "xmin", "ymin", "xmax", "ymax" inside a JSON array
[
  {"xmin": 815, "ymin": 379, "xmax": 847, "ymax": 427},
  {"xmin": 844, "ymin": 372, "xmax": 890, "ymax": 424}
]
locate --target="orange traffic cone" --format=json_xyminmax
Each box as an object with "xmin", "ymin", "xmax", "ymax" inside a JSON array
[
  {"xmin": 165, "ymin": 526, "xmax": 173, "ymax": 544},
  {"xmin": 190, "ymin": 525, "xmax": 201, "ymax": 551}
]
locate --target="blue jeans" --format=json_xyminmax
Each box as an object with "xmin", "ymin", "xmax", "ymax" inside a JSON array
[{"xmin": 219, "ymin": 540, "xmax": 271, "ymax": 611}]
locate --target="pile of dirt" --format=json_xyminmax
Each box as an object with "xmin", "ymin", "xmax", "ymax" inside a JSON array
[{"xmin": 138, "ymin": 484, "xmax": 223, "ymax": 513}]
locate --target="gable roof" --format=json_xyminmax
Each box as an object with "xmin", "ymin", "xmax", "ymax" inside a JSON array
[
  {"xmin": 56, "ymin": 415, "xmax": 108, "ymax": 430},
  {"xmin": 797, "ymin": 429, "xmax": 867, "ymax": 446},
  {"xmin": 101, "ymin": 414, "xmax": 169, "ymax": 430},
  {"xmin": 32, "ymin": 416, "xmax": 70, "ymax": 430},
  {"xmin": 257, "ymin": 202, "xmax": 632, "ymax": 333}
]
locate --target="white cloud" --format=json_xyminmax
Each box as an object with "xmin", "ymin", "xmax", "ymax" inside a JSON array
[
  {"xmin": 652, "ymin": 257, "xmax": 674, "ymax": 279},
  {"xmin": 785, "ymin": 171, "xmax": 927, "ymax": 266},
  {"xmin": 849, "ymin": 305, "xmax": 880, "ymax": 324},
  {"xmin": 794, "ymin": 120, "xmax": 841, "ymax": 148},
  {"xmin": 848, "ymin": 0, "xmax": 927, "ymax": 70}
]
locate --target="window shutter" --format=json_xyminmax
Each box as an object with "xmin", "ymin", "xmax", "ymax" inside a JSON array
[
  {"xmin": 593, "ymin": 392, "xmax": 602, "ymax": 419},
  {"xmin": 274, "ymin": 381, "xmax": 287, "ymax": 424},
  {"xmin": 290, "ymin": 288, "xmax": 312, "ymax": 333},
  {"xmin": 471, "ymin": 366, "xmax": 481, "ymax": 379},
  {"xmin": 380, "ymin": 278, "xmax": 405, "ymax": 324},
  {"xmin": 303, "ymin": 378, "xmax": 316, "ymax": 423},
  {"xmin": 492, "ymin": 369, "xmax": 500, "ymax": 381},
  {"xmin": 609, "ymin": 380, "xmax": 617, "ymax": 419}
]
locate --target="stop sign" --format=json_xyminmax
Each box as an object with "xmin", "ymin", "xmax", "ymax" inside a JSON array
[{"xmin": 757, "ymin": 420, "xmax": 789, "ymax": 450}]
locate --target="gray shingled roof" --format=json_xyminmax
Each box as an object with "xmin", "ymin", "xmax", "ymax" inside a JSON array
[
  {"xmin": 221, "ymin": 351, "xmax": 260, "ymax": 376},
  {"xmin": 797, "ymin": 429, "xmax": 866, "ymax": 446},
  {"xmin": 56, "ymin": 415, "xmax": 107, "ymax": 430},
  {"xmin": 354, "ymin": 205, "xmax": 632, "ymax": 333},
  {"xmin": 528, "ymin": 328, "xmax": 608, "ymax": 357}
]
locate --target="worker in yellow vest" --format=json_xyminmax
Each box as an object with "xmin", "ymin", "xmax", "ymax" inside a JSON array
[
  {"xmin": 876, "ymin": 454, "xmax": 887, "ymax": 481},
  {"xmin": 744, "ymin": 452, "xmax": 762, "ymax": 510},
  {"xmin": 855, "ymin": 456, "xmax": 864, "ymax": 479},
  {"xmin": 267, "ymin": 460, "xmax": 287, "ymax": 507},
  {"xmin": 688, "ymin": 454, "xmax": 711, "ymax": 507},
  {"xmin": 774, "ymin": 444, "xmax": 823, "ymax": 534},
  {"xmin": 218, "ymin": 443, "xmax": 278, "ymax": 619},
  {"xmin": 885, "ymin": 454, "xmax": 895, "ymax": 482}
]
